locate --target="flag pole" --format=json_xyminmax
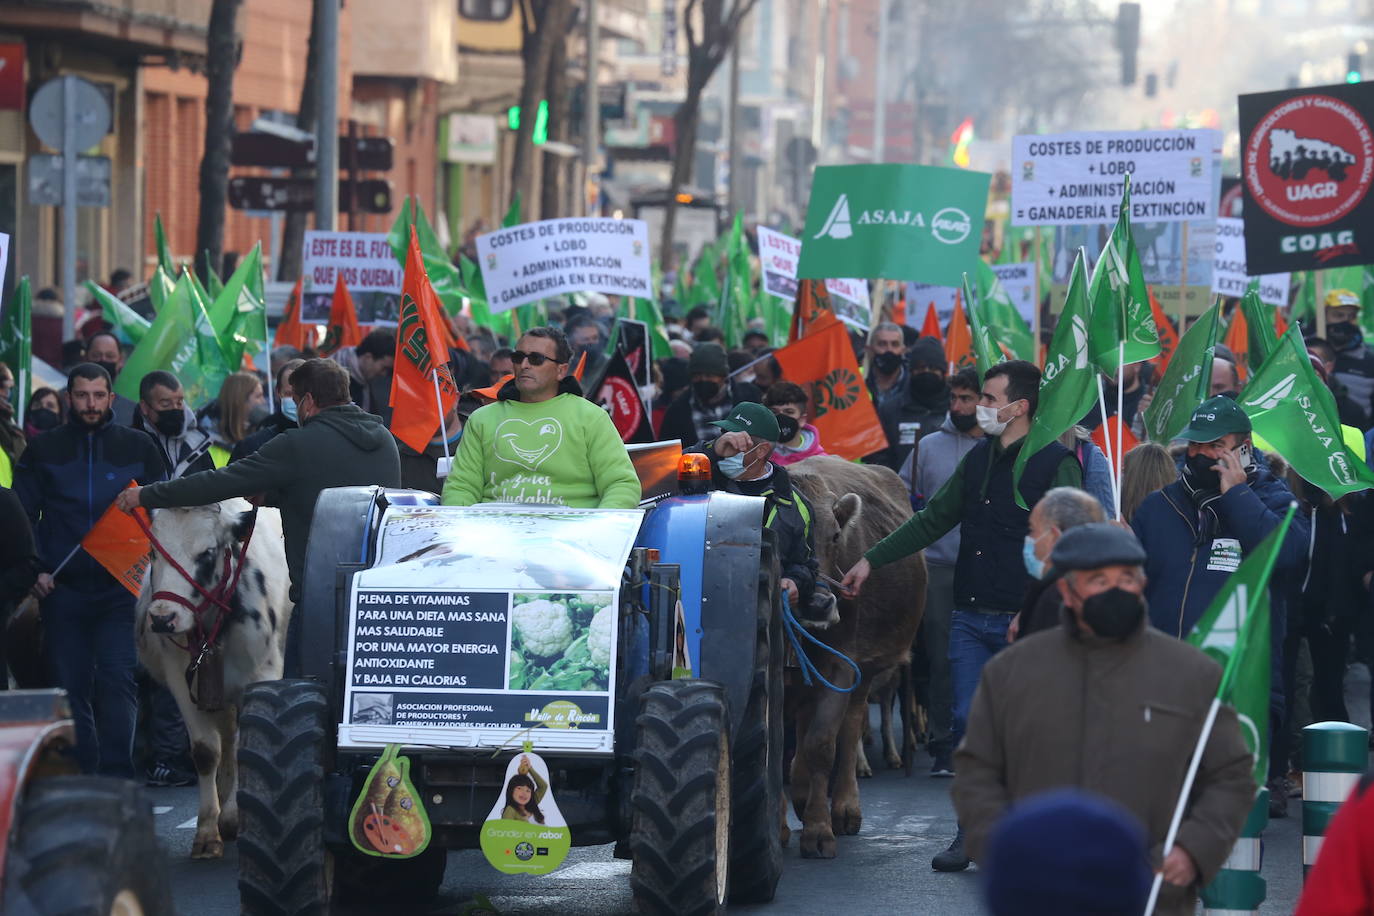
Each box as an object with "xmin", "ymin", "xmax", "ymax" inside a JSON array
[
  {"xmin": 1116, "ymin": 341, "xmax": 1125, "ymax": 510},
  {"xmin": 431, "ymin": 366, "xmax": 451, "ymax": 476},
  {"xmin": 1142, "ymin": 695, "xmax": 1221, "ymax": 916},
  {"xmin": 1032, "ymin": 228, "xmax": 1042, "ymax": 368},
  {"xmin": 15, "ymin": 367, "xmax": 25, "ymax": 427},
  {"xmin": 1095, "ymin": 373, "xmax": 1121, "ymax": 518},
  {"xmin": 263, "ymin": 299, "xmax": 274, "ymax": 411},
  {"xmin": 1178, "ymin": 222, "xmax": 1191, "ymax": 338}
]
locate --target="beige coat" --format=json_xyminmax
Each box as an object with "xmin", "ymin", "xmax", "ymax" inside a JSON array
[{"xmin": 953, "ymin": 613, "xmax": 1256, "ymax": 916}]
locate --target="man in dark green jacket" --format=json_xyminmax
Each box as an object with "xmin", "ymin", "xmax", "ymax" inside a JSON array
[{"xmin": 118, "ymin": 359, "xmax": 401, "ymax": 671}]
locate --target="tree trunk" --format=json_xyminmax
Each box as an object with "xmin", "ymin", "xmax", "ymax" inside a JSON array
[
  {"xmin": 277, "ymin": 0, "xmax": 323, "ymax": 281},
  {"xmin": 194, "ymin": 0, "xmax": 242, "ymax": 287},
  {"xmin": 510, "ymin": 0, "xmax": 571, "ymax": 216},
  {"xmin": 540, "ymin": 24, "xmax": 571, "ymax": 219},
  {"xmin": 660, "ymin": 85, "xmax": 701, "ymax": 270}
]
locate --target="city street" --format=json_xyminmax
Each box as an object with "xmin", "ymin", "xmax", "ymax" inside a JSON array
[{"xmin": 153, "ymin": 741, "xmax": 1308, "ymax": 915}]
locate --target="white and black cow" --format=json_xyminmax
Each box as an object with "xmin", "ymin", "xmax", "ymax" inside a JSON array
[{"xmin": 136, "ymin": 498, "xmax": 291, "ymax": 859}]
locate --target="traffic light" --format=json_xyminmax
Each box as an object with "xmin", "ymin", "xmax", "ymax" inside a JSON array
[
  {"xmin": 507, "ymin": 100, "xmax": 549, "ymax": 145},
  {"xmin": 1347, "ymin": 52, "xmax": 1362, "ymax": 84},
  {"xmin": 1116, "ymin": 2, "xmax": 1141, "ymax": 86}
]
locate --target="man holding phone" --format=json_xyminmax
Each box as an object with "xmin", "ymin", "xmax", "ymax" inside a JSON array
[{"xmin": 1130, "ymin": 396, "xmax": 1308, "ymax": 639}]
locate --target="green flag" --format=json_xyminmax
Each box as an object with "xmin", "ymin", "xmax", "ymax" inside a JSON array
[
  {"xmin": 964, "ymin": 272, "xmax": 1002, "ymax": 378},
  {"xmin": 1144, "ymin": 299, "xmax": 1220, "ymax": 444},
  {"xmin": 201, "ymin": 251, "xmax": 224, "ymax": 301},
  {"xmin": 718, "ymin": 212, "xmax": 752, "ymax": 347},
  {"xmin": 210, "ymin": 244, "xmax": 267, "ymax": 370},
  {"xmin": 1240, "ymin": 286, "xmax": 1280, "ymax": 376},
  {"xmin": 1291, "ymin": 271, "xmax": 1318, "ymax": 330},
  {"xmin": 975, "ymin": 260, "xmax": 1036, "ymax": 363},
  {"xmin": 84, "ymin": 281, "xmax": 150, "ymax": 346},
  {"xmin": 1087, "ymin": 178, "xmax": 1158, "ymax": 376},
  {"xmin": 0, "ymin": 277, "xmax": 31, "ymax": 417},
  {"xmin": 117, "ymin": 271, "xmax": 199, "ymax": 403},
  {"xmin": 688, "ymin": 240, "xmax": 721, "ymax": 310},
  {"xmin": 1012, "ymin": 249, "xmax": 1098, "ymax": 509},
  {"xmin": 1239, "ymin": 324, "xmax": 1374, "ymax": 499},
  {"xmin": 1187, "ymin": 505, "xmax": 1295, "ymax": 788},
  {"xmin": 171, "ymin": 274, "xmax": 233, "ymax": 408},
  {"xmin": 1322, "ymin": 265, "xmax": 1374, "ymax": 338},
  {"xmin": 797, "ymin": 163, "xmax": 990, "ymax": 285},
  {"xmin": 154, "ymin": 214, "xmax": 174, "ymax": 275}
]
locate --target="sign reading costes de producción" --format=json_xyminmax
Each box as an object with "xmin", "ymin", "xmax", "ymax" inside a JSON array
[
  {"xmin": 797, "ymin": 164, "xmax": 990, "ymax": 286},
  {"xmin": 1211, "ymin": 218, "xmax": 1291, "ymax": 306},
  {"xmin": 1011, "ymin": 129, "xmax": 1220, "ymax": 226},
  {"xmin": 475, "ymin": 218, "xmax": 653, "ymax": 313}
]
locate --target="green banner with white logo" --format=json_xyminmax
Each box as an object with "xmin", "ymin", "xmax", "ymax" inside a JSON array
[{"xmin": 797, "ymin": 164, "xmax": 990, "ymax": 286}]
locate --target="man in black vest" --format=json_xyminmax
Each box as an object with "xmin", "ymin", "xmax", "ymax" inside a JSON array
[{"xmin": 840, "ymin": 359, "xmax": 1081, "ymax": 872}]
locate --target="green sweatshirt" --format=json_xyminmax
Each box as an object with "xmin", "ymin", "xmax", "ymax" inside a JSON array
[
  {"xmin": 441, "ymin": 392, "xmax": 641, "ymax": 509},
  {"xmin": 864, "ymin": 434, "xmax": 1081, "ymax": 569}
]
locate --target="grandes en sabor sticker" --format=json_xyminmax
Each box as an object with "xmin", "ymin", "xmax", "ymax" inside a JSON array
[{"xmin": 1244, "ymin": 93, "xmax": 1374, "ymax": 227}]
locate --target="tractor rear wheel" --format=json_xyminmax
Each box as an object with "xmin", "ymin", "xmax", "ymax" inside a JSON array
[
  {"xmin": 727, "ymin": 543, "xmax": 785, "ymax": 903},
  {"xmin": 3, "ymin": 775, "xmax": 173, "ymax": 916},
  {"xmin": 238, "ymin": 679, "xmax": 329, "ymax": 916},
  {"xmin": 629, "ymin": 680, "xmax": 732, "ymax": 916}
]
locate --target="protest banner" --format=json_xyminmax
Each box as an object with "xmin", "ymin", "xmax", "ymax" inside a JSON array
[
  {"xmin": 1239, "ymin": 81, "xmax": 1374, "ymax": 274},
  {"xmin": 905, "ymin": 262, "xmax": 1037, "ymax": 333},
  {"xmin": 475, "ymin": 217, "xmax": 654, "ymax": 313},
  {"xmin": 302, "ymin": 231, "xmax": 403, "ymax": 325},
  {"xmin": 824, "ymin": 278, "xmax": 871, "ymax": 331},
  {"xmin": 797, "ymin": 164, "xmax": 990, "ymax": 286},
  {"xmin": 339, "ymin": 506, "xmax": 642, "ymax": 754},
  {"xmin": 1051, "ymin": 219, "xmax": 1217, "ymax": 317},
  {"xmin": 758, "ymin": 225, "xmax": 872, "ymax": 328},
  {"xmin": 1212, "ymin": 217, "xmax": 1291, "ymax": 305},
  {"xmin": 1011, "ymin": 128, "xmax": 1221, "ymax": 226}
]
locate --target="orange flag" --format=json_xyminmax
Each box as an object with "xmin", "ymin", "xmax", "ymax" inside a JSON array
[
  {"xmin": 389, "ymin": 226, "xmax": 460, "ymax": 453},
  {"xmin": 1091, "ymin": 416, "xmax": 1140, "ymax": 478},
  {"xmin": 790, "ymin": 279, "xmax": 833, "ymax": 343},
  {"xmin": 944, "ymin": 292, "xmax": 976, "ymax": 374},
  {"xmin": 319, "ymin": 274, "xmax": 364, "ymax": 357},
  {"xmin": 1147, "ymin": 288, "xmax": 1179, "ymax": 375},
  {"xmin": 773, "ymin": 321, "xmax": 887, "ymax": 461},
  {"xmin": 920, "ymin": 302, "xmax": 943, "ymax": 344},
  {"xmin": 571, "ymin": 351, "xmax": 588, "ymax": 383},
  {"xmin": 274, "ymin": 277, "xmax": 307, "ymax": 350},
  {"xmin": 1222, "ymin": 307, "xmax": 1249, "ymax": 383},
  {"xmin": 82, "ymin": 484, "xmax": 152, "ymax": 597}
]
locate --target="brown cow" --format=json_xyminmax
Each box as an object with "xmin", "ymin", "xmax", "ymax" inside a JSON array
[{"xmin": 784, "ymin": 456, "xmax": 925, "ymax": 858}]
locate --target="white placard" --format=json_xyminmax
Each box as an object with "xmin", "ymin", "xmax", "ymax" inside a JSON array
[
  {"xmin": 0, "ymin": 232, "xmax": 11, "ymax": 294},
  {"xmin": 476, "ymin": 218, "xmax": 654, "ymax": 313},
  {"xmin": 757, "ymin": 226, "xmax": 801, "ymax": 300},
  {"xmin": 824, "ymin": 278, "xmax": 871, "ymax": 331},
  {"xmin": 1212, "ymin": 217, "xmax": 1291, "ymax": 306},
  {"xmin": 301, "ymin": 230, "xmax": 402, "ymax": 325},
  {"xmin": 1012, "ymin": 129, "xmax": 1221, "ymax": 226},
  {"xmin": 445, "ymin": 113, "xmax": 497, "ymax": 165},
  {"xmin": 903, "ymin": 262, "xmax": 1036, "ymax": 331}
]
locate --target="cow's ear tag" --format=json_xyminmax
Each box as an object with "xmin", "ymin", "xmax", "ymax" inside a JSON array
[
  {"xmin": 348, "ymin": 744, "xmax": 432, "ymax": 858},
  {"xmin": 480, "ymin": 750, "xmax": 571, "ymax": 875}
]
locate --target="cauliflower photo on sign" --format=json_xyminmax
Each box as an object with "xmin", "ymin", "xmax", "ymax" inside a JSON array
[{"xmin": 508, "ymin": 593, "xmax": 614, "ymax": 692}]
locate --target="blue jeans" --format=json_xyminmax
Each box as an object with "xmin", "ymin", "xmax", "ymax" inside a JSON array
[
  {"xmin": 42, "ymin": 584, "xmax": 139, "ymax": 778},
  {"xmin": 950, "ymin": 608, "xmax": 1014, "ymax": 747}
]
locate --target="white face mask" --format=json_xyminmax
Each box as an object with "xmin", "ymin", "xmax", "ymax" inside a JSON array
[{"xmin": 976, "ymin": 403, "xmax": 1011, "ymax": 436}]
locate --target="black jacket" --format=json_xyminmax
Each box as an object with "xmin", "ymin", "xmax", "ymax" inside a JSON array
[
  {"xmin": 230, "ymin": 411, "xmax": 298, "ymax": 463},
  {"xmin": 0, "ymin": 486, "xmax": 39, "ymax": 606},
  {"xmin": 658, "ymin": 379, "xmax": 763, "ymax": 449},
  {"xmin": 139, "ymin": 404, "xmax": 401, "ymax": 600},
  {"xmin": 872, "ymin": 381, "xmax": 949, "ymax": 471},
  {"xmin": 14, "ymin": 414, "xmax": 165, "ymax": 589}
]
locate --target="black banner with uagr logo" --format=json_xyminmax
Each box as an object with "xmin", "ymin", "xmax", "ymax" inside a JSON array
[{"xmin": 1239, "ymin": 81, "xmax": 1374, "ymax": 273}]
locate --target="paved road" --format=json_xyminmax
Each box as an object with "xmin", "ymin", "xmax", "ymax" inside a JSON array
[{"xmin": 153, "ymin": 744, "xmax": 1308, "ymax": 915}]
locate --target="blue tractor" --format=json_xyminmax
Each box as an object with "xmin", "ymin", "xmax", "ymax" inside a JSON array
[{"xmin": 235, "ymin": 451, "xmax": 785, "ymax": 915}]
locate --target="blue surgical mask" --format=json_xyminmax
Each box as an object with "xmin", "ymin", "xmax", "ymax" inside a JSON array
[
  {"xmin": 718, "ymin": 452, "xmax": 747, "ymax": 479},
  {"xmin": 1023, "ymin": 534, "xmax": 1046, "ymax": 579},
  {"xmin": 281, "ymin": 397, "xmax": 299, "ymax": 422}
]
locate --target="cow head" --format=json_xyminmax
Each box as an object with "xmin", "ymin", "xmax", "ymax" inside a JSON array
[{"xmin": 142, "ymin": 502, "xmax": 255, "ymax": 636}]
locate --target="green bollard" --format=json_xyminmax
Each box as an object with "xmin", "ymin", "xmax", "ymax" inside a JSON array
[
  {"xmin": 1302, "ymin": 721, "xmax": 1369, "ymax": 877},
  {"xmin": 1201, "ymin": 788, "xmax": 1267, "ymax": 915}
]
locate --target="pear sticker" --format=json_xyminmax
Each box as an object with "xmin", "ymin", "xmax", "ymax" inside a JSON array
[
  {"xmin": 480, "ymin": 750, "xmax": 572, "ymax": 875},
  {"xmin": 348, "ymin": 744, "xmax": 431, "ymax": 858}
]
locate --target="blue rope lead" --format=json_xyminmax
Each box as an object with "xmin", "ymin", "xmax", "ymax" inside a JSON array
[{"xmin": 780, "ymin": 592, "xmax": 862, "ymax": 694}]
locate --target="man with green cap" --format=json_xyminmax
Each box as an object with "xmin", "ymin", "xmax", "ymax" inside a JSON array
[
  {"xmin": 1130, "ymin": 395, "xmax": 1307, "ymax": 639},
  {"xmin": 690, "ymin": 402, "xmax": 835, "ymax": 624}
]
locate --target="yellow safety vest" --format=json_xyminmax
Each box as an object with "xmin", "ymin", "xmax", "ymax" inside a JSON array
[
  {"xmin": 0, "ymin": 446, "xmax": 11, "ymax": 488},
  {"xmin": 210, "ymin": 445, "xmax": 230, "ymax": 468}
]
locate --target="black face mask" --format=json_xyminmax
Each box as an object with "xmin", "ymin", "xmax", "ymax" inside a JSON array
[
  {"xmin": 153, "ymin": 408, "xmax": 186, "ymax": 437},
  {"xmin": 1080, "ymin": 587, "xmax": 1146, "ymax": 640},
  {"xmin": 26, "ymin": 407, "xmax": 59, "ymax": 432},
  {"xmin": 1328, "ymin": 321, "xmax": 1361, "ymax": 350},
  {"xmin": 93, "ymin": 360, "xmax": 119, "ymax": 382},
  {"xmin": 873, "ymin": 352, "xmax": 903, "ymax": 375},
  {"xmin": 1184, "ymin": 452, "xmax": 1221, "ymax": 491},
  {"xmin": 692, "ymin": 380, "xmax": 721, "ymax": 403},
  {"xmin": 950, "ymin": 411, "xmax": 978, "ymax": 432},
  {"xmin": 910, "ymin": 371, "xmax": 945, "ymax": 398}
]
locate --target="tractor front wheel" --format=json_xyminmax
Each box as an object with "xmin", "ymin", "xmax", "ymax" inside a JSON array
[{"xmin": 629, "ymin": 680, "xmax": 732, "ymax": 916}]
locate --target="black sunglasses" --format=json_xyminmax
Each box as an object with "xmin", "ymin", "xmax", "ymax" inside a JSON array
[{"xmin": 510, "ymin": 351, "xmax": 566, "ymax": 367}]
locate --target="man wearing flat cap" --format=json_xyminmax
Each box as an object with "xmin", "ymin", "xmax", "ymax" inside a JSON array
[
  {"xmin": 952, "ymin": 523, "xmax": 1255, "ymax": 916},
  {"xmin": 1130, "ymin": 395, "xmax": 1307, "ymax": 639}
]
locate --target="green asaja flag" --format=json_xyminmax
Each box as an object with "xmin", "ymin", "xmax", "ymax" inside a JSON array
[
  {"xmin": 117, "ymin": 271, "xmax": 230, "ymax": 408},
  {"xmin": 1144, "ymin": 298, "xmax": 1220, "ymax": 444},
  {"xmin": 964, "ymin": 272, "xmax": 1002, "ymax": 378},
  {"xmin": 1187, "ymin": 504, "xmax": 1295, "ymax": 788},
  {"xmin": 0, "ymin": 276, "xmax": 31, "ymax": 417},
  {"xmin": 797, "ymin": 163, "xmax": 990, "ymax": 286},
  {"xmin": 201, "ymin": 250, "xmax": 224, "ymax": 301},
  {"xmin": 1013, "ymin": 249, "xmax": 1098, "ymax": 509},
  {"xmin": 209, "ymin": 243, "xmax": 267, "ymax": 370},
  {"xmin": 1087, "ymin": 178, "xmax": 1158, "ymax": 376},
  {"xmin": 84, "ymin": 281, "xmax": 150, "ymax": 346},
  {"xmin": 1240, "ymin": 324, "xmax": 1374, "ymax": 499},
  {"xmin": 975, "ymin": 259, "xmax": 1036, "ymax": 363},
  {"xmin": 172, "ymin": 272, "xmax": 233, "ymax": 409},
  {"xmin": 1240, "ymin": 285, "xmax": 1280, "ymax": 376},
  {"xmin": 148, "ymin": 265, "xmax": 176, "ymax": 315}
]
